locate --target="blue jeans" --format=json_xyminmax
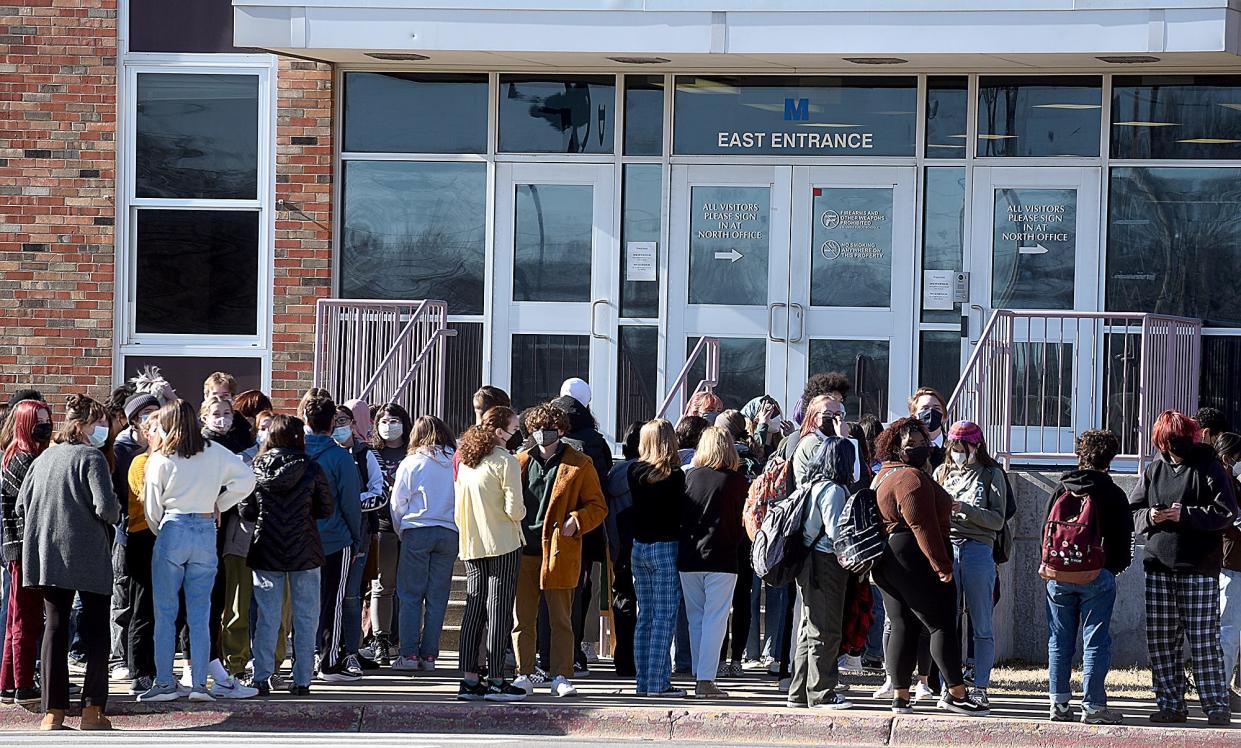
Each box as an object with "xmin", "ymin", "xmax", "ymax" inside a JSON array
[
  {"xmin": 342, "ymin": 539, "xmax": 371, "ymax": 656},
  {"xmin": 1046, "ymin": 569, "xmax": 1116, "ymax": 709},
  {"xmin": 865, "ymin": 583, "xmax": 886, "ymax": 661},
  {"xmin": 252, "ymin": 567, "xmax": 320, "ymax": 688},
  {"xmin": 952, "ymin": 539, "xmax": 996, "ymax": 688},
  {"xmin": 152, "ymin": 515, "xmax": 218, "ymax": 689},
  {"xmin": 1220, "ymin": 569, "xmax": 1241, "ymax": 688},
  {"xmin": 397, "ymin": 526, "xmax": 458, "ymax": 660}
]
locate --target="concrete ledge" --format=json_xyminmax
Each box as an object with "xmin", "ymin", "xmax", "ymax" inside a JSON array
[{"xmin": 889, "ymin": 714, "xmax": 1239, "ymax": 748}]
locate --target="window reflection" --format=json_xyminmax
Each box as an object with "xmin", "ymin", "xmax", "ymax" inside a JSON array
[
  {"xmin": 514, "ymin": 184, "xmax": 594, "ymax": 302},
  {"xmin": 687, "ymin": 337, "xmax": 766, "ymax": 412},
  {"xmin": 621, "ymin": 165, "xmax": 661, "ymax": 317},
  {"xmin": 511, "ymin": 334, "xmax": 591, "ymax": 413},
  {"xmin": 689, "ymin": 185, "xmax": 770, "ymax": 306},
  {"xmin": 1112, "ymin": 75, "xmax": 1241, "ymax": 160},
  {"xmin": 624, "ymin": 76, "xmax": 664, "ymax": 156},
  {"xmin": 977, "ymin": 76, "xmax": 1101, "ymax": 157},
  {"xmin": 1011, "ymin": 342, "xmax": 1072, "ymax": 427},
  {"xmin": 810, "ymin": 186, "xmax": 894, "ymax": 308},
  {"xmin": 808, "ymin": 339, "xmax": 889, "ymax": 420},
  {"xmin": 926, "ymin": 77, "xmax": 968, "ymax": 158},
  {"xmin": 919, "ymin": 331, "xmax": 960, "ymax": 404},
  {"xmin": 922, "ymin": 168, "xmax": 966, "ymax": 323},
  {"xmin": 499, "ymin": 76, "xmax": 614, "ymax": 154},
  {"xmin": 344, "ymin": 72, "xmax": 488, "ymax": 154},
  {"xmin": 617, "ymin": 326, "xmax": 658, "ymax": 440},
  {"xmin": 992, "ymin": 187, "xmax": 1076, "ymax": 309}
]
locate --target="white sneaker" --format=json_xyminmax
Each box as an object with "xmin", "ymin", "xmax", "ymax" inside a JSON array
[
  {"xmin": 549, "ymin": 675, "xmax": 579, "ymax": 698},
  {"xmin": 210, "ymin": 677, "xmax": 259, "ymax": 700},
  {"xmin": 110, "ymin": 665, "xmax": 131, "ymax": 681},
  {"xmin": 873, "ymin": 679, "xmax": 895, "ymax": 700},
  {"xmin": 187, "ymin": 687, "xmax": 215, "ymax": 702},
  {"xmin": 582, "ymin": 642, "xmax": 599, "ymax": 664},
  {"xmin": 179, "ymin": 664, "xmax": 193, "ymax": 689},
  {"xmin": 512, "ymin": 675, "xmax": 535, "ymax": 695},
  {"xmin": 913, "ymin": 682, "xmax": 936, "ymax": 702}
]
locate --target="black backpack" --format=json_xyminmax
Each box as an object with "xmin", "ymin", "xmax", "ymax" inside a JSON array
[
  {"xmin": 751, "ymin": 481, "xmax": 819, "ymax": 587},
  {"xmin": 834, "ymin": 468, "xmax": 907, "ymax": 574}
]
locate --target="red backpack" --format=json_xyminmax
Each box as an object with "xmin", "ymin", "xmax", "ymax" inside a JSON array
[
  {"xmin": 1039, "ymin": 490, "xmax": 1105, "ymax": 584},
  {"xmin": 744, "ymin": 453, "xmax": 792, "ymax": 541}
]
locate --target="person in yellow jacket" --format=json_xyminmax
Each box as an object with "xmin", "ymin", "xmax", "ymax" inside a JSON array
[{"xmin": 510, "ymin": 403, "xmax": 608, "ymax": 699}]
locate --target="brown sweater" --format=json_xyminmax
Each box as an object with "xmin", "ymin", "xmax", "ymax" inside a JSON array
[{"xmin": 875, "ymin": 461, "xmax": 953, "ymax": 577}]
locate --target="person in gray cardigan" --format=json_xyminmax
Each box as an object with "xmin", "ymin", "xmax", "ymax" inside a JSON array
[{"xmin": 19, "ymin": 394, "xmax": 119, "ymax": 731}]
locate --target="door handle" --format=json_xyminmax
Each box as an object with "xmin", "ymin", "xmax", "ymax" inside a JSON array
[
  {"xmin": 788, "ymin": 303, "xmax": 805, "ymax": 343},
  {"xmin": 590, "ymin": 299, "xmax": 608, "ymax": 340},
  {"xmin": 767, "ymin": 302, "xmax": 787, "ymax": 342},
  {"xmin": 968, "ymin": 304, "xmax": 985, "ymax": 345}
]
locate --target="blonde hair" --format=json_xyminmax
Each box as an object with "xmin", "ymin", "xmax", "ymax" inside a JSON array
[
  {"xmin": 692, "ymin": 426, "xmax": 742, "ymax": 471},
  {"xmin": 202, "ymin": 371, "xmax": 238, "ymax": 398},
  {"xmin": 200, "ymin": 395, "xmax": 233, "ymax": 422},
  {"xmin": 637, "ymin": 419, "xmax": 681, "ymax": 482}
]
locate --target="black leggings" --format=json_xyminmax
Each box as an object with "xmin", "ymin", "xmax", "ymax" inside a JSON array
[
  {"xmin": 42, "ymin": 588, "xmax": 109, "ymax": 712},
  {"xmin": 721, "ymin": 540, "xmax": 753, "ymax": 662},
  {"xmin": 871, "ymin": 531, "xmax": 963, "ymax": 691}
]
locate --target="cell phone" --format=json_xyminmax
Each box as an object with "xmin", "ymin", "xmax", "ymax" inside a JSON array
[{"xmin": 1153, "ymin": 503, "xmax": 1170, "ymax": 511}]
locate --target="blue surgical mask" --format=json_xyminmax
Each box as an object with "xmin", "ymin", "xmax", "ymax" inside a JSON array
[
  {"xmin": 332, "ymin": 426, "xmax": 353, "ymax": 444},
  {"xmin": 256, "ymin": 430, "xmax": 268, "ymax": 446},
  {"xmin": 87, "ymin": 424, "xmax": 109, "ymax": 448}
]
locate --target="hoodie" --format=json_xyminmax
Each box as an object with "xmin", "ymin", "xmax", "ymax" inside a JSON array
[
  {"xmin": 306, "ymin": 433, "xmax": 363, "ymax": 556},
  {"xmin": 390, "ymin": 446, "xmax": 457, "ymax": 534},
  {"xmin": 1129, "ymin": 444, "xmax": 1239, "ymax": 575},
  {"xmin": 1046, "ymin": 469, "xmax": 1134, "ymax": 575},
  {"xmin": 242, "ymin": 448, "xmax": 334, "ymax": 572}
]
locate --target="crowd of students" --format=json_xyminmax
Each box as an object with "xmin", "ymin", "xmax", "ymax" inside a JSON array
[{"xmin": 0, "ymin": 367, "xmax": 1237, "ymax": 731}]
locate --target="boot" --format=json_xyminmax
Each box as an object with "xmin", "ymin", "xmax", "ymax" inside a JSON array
[
  {"xmin": 39, "ymin": 709, "xmax": 66, "ymax": 731},
  {"xmin": 79, "ymin": 705, "xmax": 112, "ymax": 731},
  {"xmin": 374, "ymin": 635, "xmax": 392, "ymax": 667}
]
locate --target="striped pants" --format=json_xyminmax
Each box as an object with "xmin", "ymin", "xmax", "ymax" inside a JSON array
[
  {"xmin": 458, "ymin": 549, "xmax": 520, "ymax": 679},
  {"xmin": 631, "ymin": 541, "xmax": 681, "ymax": 695},
  {"xmin": 1146, "ymin": 570, "xmax": 1229, "ymax": 715},
  {"xmin": 316, "ymin": 547, "xmax": 353, "ymax": 670}
]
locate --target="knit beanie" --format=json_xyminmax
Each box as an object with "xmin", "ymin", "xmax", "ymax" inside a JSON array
[{"xmin": 947, "ymin": 420, "xmax": 984, "ymax": 444}]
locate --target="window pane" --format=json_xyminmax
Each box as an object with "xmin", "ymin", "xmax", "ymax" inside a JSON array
[
  {"xmin": 687, "ymin": 337, "xmax": 766, "ymax": 412},
  {"xmin": 977, "ymin": 76, "xmax": 1101, "ymax": 157},
  {"xmin": 136, "ymin": 73, "xmax": 258, "ymax": 199},
  {"xmin": 444, "ymin": 322, "xmax": 483, "ymax": 436},
  {"xmin": 809, "ymin": 339, "xmax": 889, "ymax": 421},
  {"xmin": 499, "ymin": 76, "xmax": 614, "ymax": 154},
  {"xmin": 1200, "ymin": 335, "xmax": 1241, "ymax": 431},
  {"xmin": 1102, "ymin": 330, "xmax": 1143, "ymax": 455},
  {"xmin": 919, "ymin": 331, "xmax": 961, "ymax": 407},
  {"xmin": 674, "ymin": 76, "xmax": 917, "ymax": 156},
  {"xmin": 1106, "ymin": 167, "xmax": 1241, "ymax": 327},
  {"xmin": 511, "ymin": 334, "xmax": 590, "ymax": 413},
  {"xmin": 926, "ymin": 76, "xmax": 968, "ymax": 158},
  {"xmin": 922, "ymin": 167, "xmax": 966, "ymax": 323},
  {"xmin": 135, "ymin": 209, "xmax": 258, "ymax": 335},
  {"xmin": 343, "ymin": 72, "xmax": 488, "ymax": 154},
  {"xmin": 617, "ymin": 326, "xmax": 658, "ymax": 440},
  {"xmin": 1112, "ymin": 75, "xmax": 1241, "ymax": 160},
  {"xmin": 811, "ymin": 186, "xmax": 893, "ymax": 308},
  {"xmin": 514, "ymin": 184, "xmax": 593, "ymax": 302},
  {"xmin": 689, "ymin": 185, "xmax": 770, "ymax": 306},
  {"xmin": 621, "ymin": 164, "xmax": 661, "ymax": 317},
  {"xmin": 1011, "ymin": 342, "xmax": 1072, "ymax": 427},
  {"xmin": 341, "ymin": 161, "xmax": 486, "ymax": 315},
  {"xmin": 624, "ymin": 75, "xmax": 664, "ymax": 156},
  {"xmin": 992, "ymin": 187, "xmax": 1076, "ymax": 309},
  {"xmin": 122, "ymin": 356, "xmax": 261, "ymax": 411}
]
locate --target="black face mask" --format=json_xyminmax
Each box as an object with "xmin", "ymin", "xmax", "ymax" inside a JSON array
[
  {"xmin": 505, "ymin": 430, "xmax": 524, "ymax": 452},
  {"xmin": 1167, "ymin": 436, "xmax": 1194, "ymax": 457},
  {"xmin": 900, "ymin": 444, "xmax": 931, "ymax": 468},
  {"xmin": 917, "ymin": 408, "xmax": 944, "ymax": 434},
  {"xmin": 32, "ymin": 422, "xmax": 53, "ymax": 442}
]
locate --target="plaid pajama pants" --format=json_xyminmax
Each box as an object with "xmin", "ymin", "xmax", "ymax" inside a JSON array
[
  {"xmin": 1145, "ymin": 570, "xmax": 1229, "ymax": 715},
  {"xmin": 631, "ymin": 541, "xmax": 681, "ymax": 695}
]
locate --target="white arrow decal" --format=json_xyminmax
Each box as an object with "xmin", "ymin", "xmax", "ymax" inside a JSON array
[
  {"xmin": 713, "ymin": 248, "xmax": 744, "ymax": 263},
  {"xmin": 1018, "ymin": 243, "xmax": 1049, "ymax": 255}
]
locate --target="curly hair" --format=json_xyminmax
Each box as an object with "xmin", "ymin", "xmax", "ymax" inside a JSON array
[
  {"xmin": 458, "ymin": 406, "xmax": 516, "ymax": 468},
  {"xmin": 873, "ymin": 416, "xmax": 930, "ymax": 463},
  {"xmin": 525, "ymin": 403, "xmax": 570, "ymax": 433},
  {"xmin": 1076, "ymin": 429, "xmax": 1120, "ymax": 470},
  {"xmin": 801, "ymin": 371, "xmax": 851, "ymax": 410}
]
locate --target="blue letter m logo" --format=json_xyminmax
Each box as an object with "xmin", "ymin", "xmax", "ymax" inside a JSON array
[{"xmin": 783, "ymin": 97, "xmax": 809, "ymax": 121}]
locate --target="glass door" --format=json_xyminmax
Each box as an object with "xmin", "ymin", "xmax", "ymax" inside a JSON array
[
  {"xmin": 492, "ymin": 163, "xmax": 617, "ymax": 437},
  {"xmin": 667, "ymin": 165, "xmax": 793, "ymax": 413},
  {"xmin": 788, "ymin": 166, "xmax": 917, "ymax": 423},
  {"xmin": 967, "ymin": 166, "xmax": 1102, "ymax": 453}
]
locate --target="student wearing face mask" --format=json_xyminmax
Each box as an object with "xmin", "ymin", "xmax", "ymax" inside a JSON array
[
  {"xmin": 1214, "ymin": 432, "xmax": 1241, "ymax": 713},
  {"xmin": 365, "ymin": 402, "xmax": 412, "ymax": 666},
  {"xmin": 511, "ymin": 404, "xmax": 607, "ymax": 698},
  {"xmin": 201, "ymin": 373, "xmax": 256, "ymax": 454},
  {"xmin": 18, "ymin": 395, "xmax": 119, "ymax": 730},
  {"xmin": 932, "ymin": 421, "xmax": 1008, "ymax": 709},
  {"xmin": 686, "ymin": 391, "xmax": 725, "ymax": 426},
  {"xmin": 907, "ymin": 388, "xmax": 948, "ymax": 470},
  {"xmin": 1130, "ymin": 410, "xmax": 1238, "ymax": 726}
]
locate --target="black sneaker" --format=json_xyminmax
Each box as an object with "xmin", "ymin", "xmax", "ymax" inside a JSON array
[
  {"xmin": 245, "ymin": 677, "xmax": 270, "ymax": 696},
  {"xmin": 1207, "ymin": 711, "xmax": 1231, "ymax": 727},
  {"xmin": 483, "ymin": 680, "xmax": 528, "ymax": 703},
  {"xmin": 288, "ymin": 684, "xmax": 311, "ymax": 696},
  {"xmin": 891, "ymin": 697, "xmax": 913, "ymax": 714},
  {"xmin": 938, "ymin": 691, "xmax": 991, "ymax": 717},
  {"xmin": 0, "ymin": 689, "xmax": 13, "ymax": 704},
  {"xmin": 456, "ymin": 679, "xmax": 488, "ymax": 702},
  {"xmin": 13, "ymin": 687, "xmax": 39, "ymax": 705},
  {"xmin": 1149, "ymin": 709, "xmax": 1187, "ymax": 724},
  {"xmin": 861, "ymin": 656, "xmax": 884, "ymax": 673},
  {"xmin": 1050, "ymin": 702, "xmax": 1074, "ymax": 722}
]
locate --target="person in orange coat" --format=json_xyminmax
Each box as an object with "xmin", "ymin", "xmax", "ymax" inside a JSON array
[{"xmin": 511, "ymin": 403, "xmax": 608, "ymax": 699}]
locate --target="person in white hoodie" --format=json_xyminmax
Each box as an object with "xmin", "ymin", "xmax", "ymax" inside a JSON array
[
  {"xmin": 137, "ymin": 400, "xmax": 255, "ymax": 703},
  {"xmin": 389, "ymin": 416, "xmax": 458, "ymax": 672}
]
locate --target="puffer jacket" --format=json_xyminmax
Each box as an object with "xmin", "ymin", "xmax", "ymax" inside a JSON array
[{"xmin": 242, "ymin": 448, "xmax": 335, "ymax": 572}]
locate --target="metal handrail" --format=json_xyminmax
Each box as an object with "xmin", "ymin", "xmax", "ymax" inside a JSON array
[{"xmin": 656, "ymin": 336, "xmax": 720, "ymax": 420}]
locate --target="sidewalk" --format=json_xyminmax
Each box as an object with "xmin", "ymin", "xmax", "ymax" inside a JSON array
[{"xmin": 0, "ymin": 658, "xmax": 1232, "ymax": 746}]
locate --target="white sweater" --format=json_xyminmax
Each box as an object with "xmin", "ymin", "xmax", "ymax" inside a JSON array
[
  {"xmin": 390, "ymin": 447, "xmax": 457, "ymax": 534},
  {"xmin": 143, "ymin": 440, "xmax": 256, "ymax": 532}
]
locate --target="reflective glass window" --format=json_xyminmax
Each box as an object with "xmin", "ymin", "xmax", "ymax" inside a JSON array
[
  {"xmin": 687, "ymin": 337, "xmax": 766, "ymax": 412},
  {"xmin": 514, "ymin": 184, "xmax": 594, "ymax": 302},
  {"xmin": 1200, "ymin": 336, "xmax": 1241, "ymax": 429},
  {"xmin": 977, "ymin": 76, "xmax": 1101, "ymax": 157},
  {"xmin": 689, "ymin": 185, "xmax": 770, "ymax": 306},
  {"xmin": 499, "ymin": 75, "xmax": 614, "ymax": 154},
  {"xmin": 624, "ymin": 75, "xmax": 664, "ymax": 156},
  {"xmin": 1011, "ymin": 342, "xmax": 1072, "ymax": 427},
  {"xmin": 922, "ymin": 168, "xmax": 967, "ymax": 323},
  {"xmin": 992, "ymin": 187, "xmax": 1077, "ymax": 309},
  {"xmin": 617, "ymin": 326, "xmax": 659, "ymax": 440},
  {"xmin": 511, "ymin": 334, "xmax": 591, "ymax": 413},
  {"xmin": 340, "ymin": 161, "xmax": 487, "ymax": 315},
  {"xmin": 1111, "ymin": 75, "xmax": 1241, "ymax": 160},
  {"xmin": 343, "ymin": 72, "xmax": 488, "ymax": 154},
  {"xmin": 926, "ymin": 76, "xmax": 968, "ymax": 158},
  {"xmin": 621, "ymin": 164, "xmax": 661, "ymax": 317},
  {"xmin": 135, "ymin": 209, "xmax": 259, "ymax": 335},
  {"xmin": 674, "ymin": 76, "xmax": 917, "ymax": 156},
  {"xmin": 918, "ymin": 331, "xmax": 960, "ymax": 406},
  {"xmin": 808, "ymin": 339, "xmax": 889, "ymax": 420},
  {"xmin": 136, "ymin": 73, "xmax": 258, "ymax": 199},
  {"xmin": 123, "ymin": 356, "xmax": 261, "ymax": 410},
  {"xmin": 1106, "ymin": 167, "xmax": 1241, "ymax": 326},
  {"xmin": 810, "ymin": 186, "xmax": 894, "ymax": 308},
  {"xmin": 444, "ymin": 322, "xmax": 484, "ymax": 435}
]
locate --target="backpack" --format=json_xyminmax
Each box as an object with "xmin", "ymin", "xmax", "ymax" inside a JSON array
[
  {"xmin": 993, "ymin": 469, "xmax": 1017, "ymax": 564},
  {"xmin": 1038, "ymin": 490, "xmax": 1104, "ymax": 584},
  {"xmin": 833, "ymin": 468, "xmax": 903, "ymax": 575},
  {"xmin": 751, "ymin": 480, "xmax": 819, "ymax": 587},
  {"xmin": 744, "ymin": 453, "xmax": 793, "ymax": 541}
]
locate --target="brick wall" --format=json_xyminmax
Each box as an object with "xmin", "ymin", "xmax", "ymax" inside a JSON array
[
  {"xmin": 0, "ymin": 0, "xmax": 118, "ymax": 403},
  {"xmin": 271, "ymin": 58, "xmax": 334, "ymax": 412}
]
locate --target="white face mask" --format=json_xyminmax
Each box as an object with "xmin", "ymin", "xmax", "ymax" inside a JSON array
[
  {"xmin": 378, "ymin": 422, "xmax": 403, "ymax": 441},
  {"xmin": 332, "ymin": 426, "xmax": 353, "ymax": 444},
  {"xmin": 87, "ymin": 424, "xmax": 109, "ymax": 448},
  {"xmin": 210, "ymin": 416, "xmax": 232, "ymax": 433},
  {"xmin": 256, "ymin": 430, "xmax": 268, "ymax": 446},
  {"xmin": 951, "ymin": 451, "xmax": 968, "ymax": 467},
  {"xmin": 768, "ymin": 414, "xmax": 783, "ymax": 431}
]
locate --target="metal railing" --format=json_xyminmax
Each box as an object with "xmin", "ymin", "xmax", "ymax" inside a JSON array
[
  {"xmin": 655, "ymin": 336, "xmax": 720, "ymax": 420},
  {"xmin": 313, "ymin": 299, "xmax": 455, "ymax": 418},
  {"xmin": 947, "ymin": 310, "xmax": 1201, "ymax": 471}
]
